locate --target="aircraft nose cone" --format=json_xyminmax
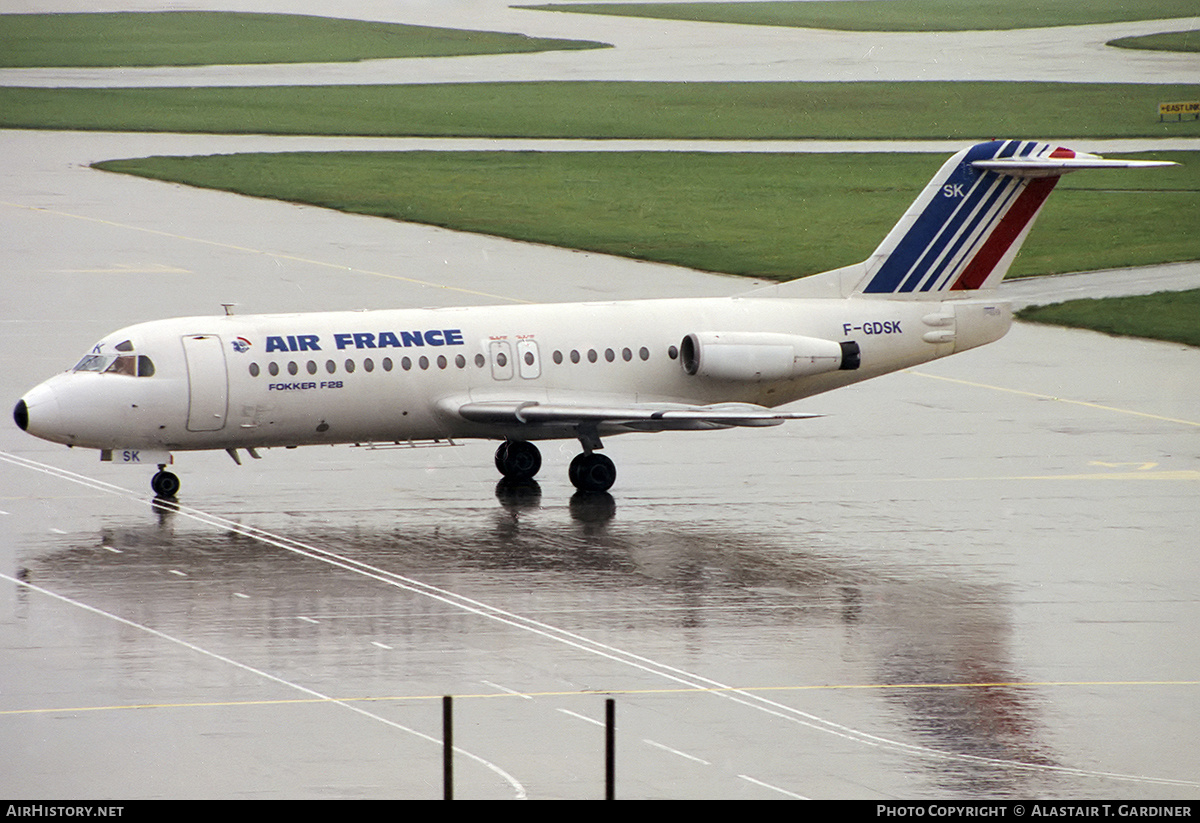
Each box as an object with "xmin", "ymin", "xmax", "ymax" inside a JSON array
[{"xmin": 15, "ymin": 382, "xmax": 67, "ymax": 445}]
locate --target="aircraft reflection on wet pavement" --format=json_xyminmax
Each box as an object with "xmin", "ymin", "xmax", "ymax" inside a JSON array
[{"xmin": 12, "ymin": 496, "xmax": 1055, "ymax": 796}]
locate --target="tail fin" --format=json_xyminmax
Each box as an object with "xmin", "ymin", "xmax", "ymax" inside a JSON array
[
  {"xmin": 856, "ymin": 139, "xmax": 1173, "ymax": 297},
  {"xmin": 749, "ymin": 140, "xmax": 1173, "ymax": 300}
]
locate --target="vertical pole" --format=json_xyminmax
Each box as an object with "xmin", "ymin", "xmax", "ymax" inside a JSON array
[
  {"xmin": 605, "ymin": 697, "xmax": 615, "ymax": 800},
  {"xmin": 443, "ymin": 695, "xmax": 453, "ymax": 800}
]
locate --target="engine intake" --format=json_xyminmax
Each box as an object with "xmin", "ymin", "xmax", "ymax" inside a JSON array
[{"xmin": 680, "ymin": 332, "xmax": 859, "ymax": 381}]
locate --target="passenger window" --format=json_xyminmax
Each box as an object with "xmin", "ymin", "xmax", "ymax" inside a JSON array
[
  {"xmin": 249, "ymin": 363, "xmax": 260, "ymax": 377},
  {"xmin": 622, "ymin": 348, "xmax": 632, "ymax": 362},
  {"xmin": 326, "ymin": 360, "xmax": 336, "ymax": 374},
  {"xmin": 364, "ymin": 358, "xmax": 375, "ymax": 373},
  {"xmin": 344, "ymin": 359, "xmax": 356, "ymax": 374},
  {"xmin": 307, "ymin": 361, "xmax": 317, "ymax": 375},
  {"xmin": 640, "ymin": 347, "xmax": 650, "ymax": 361},
  {"xmin": 553, "ymin": 350, "xmax": 563, "ymax": 365},
  {"xmin": 269, "ymin": 362, "xmax": 279, "ymax": 376},
  {"xmin": 287, "ymin": 361, "xmax": 298, "ymax": 376},
  {"xmin": 383, "ymin": 357, "xmax": 393, "ymax": 372}
]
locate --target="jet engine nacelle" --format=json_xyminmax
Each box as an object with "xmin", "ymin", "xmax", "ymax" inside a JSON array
[{"xmin": 680, "ymin": 332, "xmax": 859, "ymax": 382}]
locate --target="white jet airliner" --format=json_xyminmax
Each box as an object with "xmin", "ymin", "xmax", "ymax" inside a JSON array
[{"xmin": 13, "ymin": 140, "xmax": 1172, "ymax": 497}]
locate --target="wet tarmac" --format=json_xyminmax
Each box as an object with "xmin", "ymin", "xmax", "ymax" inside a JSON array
[{"xmin": 3, "ymin": 2, "xmax": 1200, "ymax": 800}]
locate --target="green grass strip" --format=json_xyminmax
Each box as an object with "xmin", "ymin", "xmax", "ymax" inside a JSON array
[
  {"xmin": 3, "ymin": 82, "xmax": 1198, "ymax": 139},
  {"xmin": 0, "ymin": 11, "xmax": 607, "ymax": 68},
  {"xmin": 1017, "ymin": 289, "xmax": 1200, "ymax": 347},
  {"xmin": 92, "ymin": 150, "xmax": 1199, "ymax": 282},
  {"xmin": 521, "ymin": 1, "xmax": 1200, "ymax": 32},
  {"xmin": 1109, "ymin": 30, "xmax": 1200, "ymax": 53}
]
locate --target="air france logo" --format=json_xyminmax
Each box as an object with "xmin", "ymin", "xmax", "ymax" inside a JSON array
[
  {"xmin": 231, "ymin": 337, "xmax": 252, "ymax": 353},
  {"xmin": 264, "ymin": 329, "xmax": 465, "ymax": 353}
]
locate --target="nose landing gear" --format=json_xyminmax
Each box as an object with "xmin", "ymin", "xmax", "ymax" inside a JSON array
[{"xmin": 151, "ymin": 466, "xmax": 181, "ymax": 498}]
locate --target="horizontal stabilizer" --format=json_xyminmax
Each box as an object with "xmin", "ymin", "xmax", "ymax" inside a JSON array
[{"xmin": 973, "ymin": 151, "xmax": 1177, "ymax": 178}]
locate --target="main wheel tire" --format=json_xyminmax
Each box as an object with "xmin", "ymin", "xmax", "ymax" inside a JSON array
[
  {"xmin": 151, "ymin": 470, "xmax": 181, "ymax": 498},
  {"xmin": 568, "ymin": 452, "xmax": 616, "ymax": 493},
  {"xmin": 494, "ymin": 440, "xmax": 542, "ymax": 481}
]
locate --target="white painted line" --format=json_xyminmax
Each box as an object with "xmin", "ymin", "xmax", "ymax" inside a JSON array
[
  {"xmin": 297, "ymin": 616, "xmax": 319, "ymax": 624},
  {"xmin": 482, "ymin": 680, "xmax": 533, "ymax": 699},
  {"xmin": 558, "ymin": 708, "xmax": 603, "ymax": 727},
  {"xmin": 643, "ymin": 738, "xmax": 710, "ymax": 765},
  {"xmin": 739, "ymin": 774, "xmax": 809, "ymax": 800},
  {"xmin": 371, "ymin": 641, "xmax": 393, "ymax": 650}
]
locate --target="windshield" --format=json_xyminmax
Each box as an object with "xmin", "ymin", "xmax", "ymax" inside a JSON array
[
  {"xmin": 73, "ymin": 353, "xmax": 115, "ymax": 373},
  {"xmin": 71, "ymin": 352, "xmax": 155, "ymax": 376}
]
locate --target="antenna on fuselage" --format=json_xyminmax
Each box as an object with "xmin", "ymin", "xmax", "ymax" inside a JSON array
[{"xmin": 221, "ymin": 303, "xmax": 237, "ymax": 316}]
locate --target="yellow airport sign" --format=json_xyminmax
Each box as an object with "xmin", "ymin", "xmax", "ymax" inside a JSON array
[{"xmin": 1159, "ymin": 100, "xmax": 1200, "ymax": 120}]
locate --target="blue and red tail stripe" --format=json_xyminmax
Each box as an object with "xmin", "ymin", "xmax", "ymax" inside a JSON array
[{"xmin": 949, "ymin": 176, "xmax": 1057, "ymax": 290}]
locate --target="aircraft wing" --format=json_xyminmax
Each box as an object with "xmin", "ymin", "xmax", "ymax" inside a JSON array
[{"xmin": 446, "ymin": 399, "xmax": 821, "ymax": 432}]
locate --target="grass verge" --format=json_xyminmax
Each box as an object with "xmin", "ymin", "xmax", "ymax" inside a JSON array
[
  {"xmin": 1108, "ymin": 30, "xmax": 1200, "ymax": 53},
  {"xmin": 520, "ymin": 1, "xmax": 1200, "ymax": 32},
  {"xmin": 92, "ymin": 150, "xmax": 1199, "ymax": 282},
  {"xmin": 1017, "ymin": 289, "xmax": 1200, "ymax": 347},
  {"xmin": 2, "ymin": 82, "xmax": 1198, "ymax": 139},
  {"xmin": 0, "ymin": 11, "xmax": 607, "ymax": 68}
]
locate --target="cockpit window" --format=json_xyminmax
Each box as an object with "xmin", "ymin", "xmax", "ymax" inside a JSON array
[
  {"xmin": 105, "ymin": 355, "xmax": 137, "ymax": 376},
  {"xmin": 73, "ymin": 354, "xmax": 115, "ymax": 372},
  {"xmin": 72, "ymin": 350, "xmax": 155, "ymax": 377}
]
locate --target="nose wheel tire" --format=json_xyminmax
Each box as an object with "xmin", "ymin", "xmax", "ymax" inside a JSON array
[
  {"xmin": 494, "ymin": 440, "xmax": 542, "ymax": 481},
  {"xmin": 568, "ymin": 452, "xmax": 616, "ymax": 493},
  {"xmin": 151, "ymin": 470, "xmax": 181, "ymax": 498}
]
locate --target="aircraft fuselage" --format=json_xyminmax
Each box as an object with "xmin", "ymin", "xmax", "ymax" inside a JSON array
[{"xmin": 16, "ymin": 294, "xmax": 1010, "ymax": 453}]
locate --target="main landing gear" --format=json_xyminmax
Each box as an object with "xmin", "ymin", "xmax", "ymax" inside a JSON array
[
  {"xmin": 150, "ymin": 465, "xmax": 181, "ymax": 498},
  {"xmin": 494, "ymin": 439, "xmax": 616, "ymax": 493}
]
